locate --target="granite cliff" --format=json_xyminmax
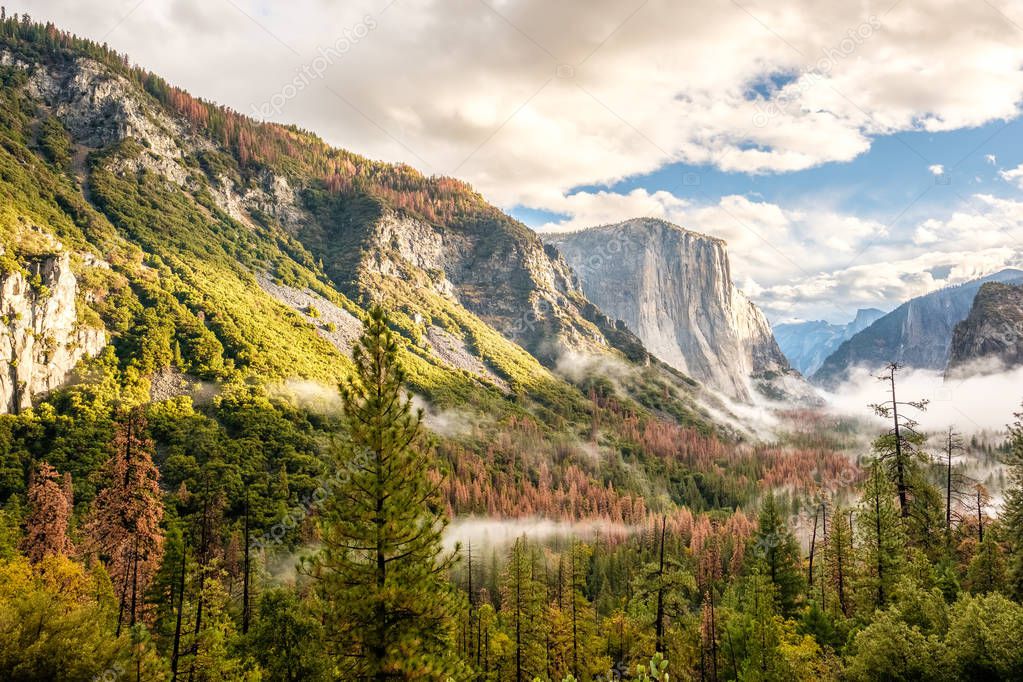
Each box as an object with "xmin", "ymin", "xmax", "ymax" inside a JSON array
[
  {"xmin": 545, "ymin": 218, "xmax": 794, "ymax": 401},
  {"xmin": 947, "ymin": 281, "xmax": 1023, "ymax": 377},
  {"xmin": 0, "ymin": 251, "xmax": 105, "ymax": 413},
  {"xmin": 774, "ymin": 308, "xmax": 885, "ymax": 376},
  {"xmin": 813, "ymin": 269, "xmax": 1023, "ymax": 387}
]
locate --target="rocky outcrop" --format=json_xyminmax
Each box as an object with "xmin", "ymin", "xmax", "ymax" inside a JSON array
[
  {"xmin": 0, "ymin": 252, "xmax": 106, "ymax": 413},
  {"xmin": 545, "ymin": 218, "xmax": 792, "ymax": 401},
  {"xmin": 813, "ymin": 269, "xmax": 1023, "ymax": 387},
  {"xmin": 23, "ymin": 53, "xmax": 190, "ymax": 184},
  {"xmin": 255, "ymin": 273, "xmax": 363, "ymax": 355},
  {"xmin": 775, "ymin": 308, "xmax": 885, "ymax": 376},
  {"xmin": 13, "ymin": 48, "xmax": 643, "ymax": 375},
  {"xmin": 946, "ymin": 282, "xmax": 1023, "ymax": 377},
  {"xmin": 303, "ymin": 204, "xmax": 622, "ymax": 365}
]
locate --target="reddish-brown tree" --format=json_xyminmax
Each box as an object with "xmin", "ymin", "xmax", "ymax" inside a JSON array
[
  {"xmin": 21, "ymin": 461, "xmax": 74, "ymax": 562},
  {"xmin": 84, "ymin": 408, "xmax": 165, "ymax": 632}
]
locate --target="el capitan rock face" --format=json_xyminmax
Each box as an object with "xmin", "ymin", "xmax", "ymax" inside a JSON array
[
  {"xmin": 947, "ymin": 281, "xmax": 1023, "ymax": 377},
  {"xmin": 545, "ymin": 218, "xmax": 793, "ymax": 401}
]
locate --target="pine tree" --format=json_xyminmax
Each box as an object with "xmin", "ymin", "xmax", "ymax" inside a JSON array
[
  {"xmin": 21, "ymin": 461, "xmax": 74, "ymax": 562},
  {"xmin": 750, "ymin": 493, "xmax": 804, "ymax": 616},
  {"xmin": 855, "ymin": 462, "xmax": 904, "ymax": 610},
  {"xmin": 700, "ymin": 590, "xmax": 719, "ymax": 682},
  {"xmin": 965, "ymin": 532, "xmax": 1007, "ymax": 595},
  {"xmin": 561, "ymin": 542, "xmax": 605, "ymax": 680},
  {"xmin": 84, "ymin": 407, "xmax": 165, "ymax": 634},
  {"xmin": 307, "ymin": 306, "xmax": 461, "ymax": 680},
  {"xmin": 247, "ymin": 589, "xmax": 328, "ymax": 681},
  {"xmin": 1004, "ymin": 409, "xmax": 1023, "ymax": 599},
  {"xmin": 633, "ymin": 520, "xmax": 696, "ymax": 658},
  {"xmin": 500, "ymin": 536, "xmax": 547, "ymax": 682},
  {"xmin": 735, "ymin": 571, "xmax": 787, "ymax": 680},
  {"xmin": 822, "ymin": 507, "xmax": 854, "ymax": 616},
  {"xmin": 943, "ymin": 427, "xmax": 969, "ymax": 547},
  {"xmin": 178, "ymin": 568, "xmax": 245, "ymax": 681},
  {"xmin": 869, "ymin": 363, "xmax": 932, "ymax": 524}
]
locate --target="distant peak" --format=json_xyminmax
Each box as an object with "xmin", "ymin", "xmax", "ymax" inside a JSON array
[{"xmin": 852, "ymin": 307, "xmax": 885, "ymax": 323}]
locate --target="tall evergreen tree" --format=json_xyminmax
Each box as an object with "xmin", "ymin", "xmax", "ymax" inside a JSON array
[
  {"xmin": 822, "ymin": 507, "xmax": 854, "ymax": 616},
  {"xmin": 855, "ymin": 462, "xmax": 904, "ymax": 610},
  {"xmin": 750, "ymin": 493, "xmax": 804, "ymax": 616},
  {"xmin": 500, "ymin": 536, "xmax": 547, "ymax": 682},
  {"xmin": 965, "ymin": 531, "xmax": 1007, "ymax": 595},
  {"xmin": 307, "ymin": 306, "xmax": 461, "ymax": 680},
  {"xmin": 1004, "ymin": 409, "xmax": 1023, "ymax": 599}
]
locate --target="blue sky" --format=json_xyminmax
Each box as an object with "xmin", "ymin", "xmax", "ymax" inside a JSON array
[{"xmin": 513, "ymin": 120, "xmax": 1022, "ymax": 228}]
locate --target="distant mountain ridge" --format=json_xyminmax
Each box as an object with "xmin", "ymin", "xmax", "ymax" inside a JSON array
[
  {"xmin": 774, "ymin": 308, "xmax": 885, "ymax": 376},
  {"xmin": 812, "ymin": 269, "xmax": 1023, "ymax": 386}
]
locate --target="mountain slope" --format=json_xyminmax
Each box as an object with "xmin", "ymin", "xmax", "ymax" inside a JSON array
[
  {"xmin": 0, "ymin": 23, "xmax": 697, "ymax": 411},
  {"xmin": 947, "ymin": 281, "xmax": 1023, "ymax": 376},
  {"xmin": 774, "ymin": 308, "xmax": 885, "ymax": 376},
  {"xmin": 0, "ymin": 18, "xmax": 758, "ymax": 524},
  {"xmin": 545, "ymin": 218, "xmax": 794, "ymax": 401},
  {"xmin": 812, "ymin": 269, "xmax": 1023, "ymax": 386}
]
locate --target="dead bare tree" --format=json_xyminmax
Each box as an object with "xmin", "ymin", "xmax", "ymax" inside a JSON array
[{"xmin": 870, "ymin": 362, "xmax": 929, "ymax": 519}]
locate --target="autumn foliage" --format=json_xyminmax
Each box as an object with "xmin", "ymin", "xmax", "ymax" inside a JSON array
[
  {"xmin": 20, "ymin": 461, "xmax": 74, "ymax": 563},
  {"xmin": 83, "ymin": 408, "xmax": 165, "ymax": 629}
]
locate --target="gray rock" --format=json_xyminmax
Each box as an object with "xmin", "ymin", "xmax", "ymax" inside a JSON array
[
  {"xmin": 947, "ymin": 281, "xmax": 1023, "ymax": 377},
  {"xmin": 813, "ymin": 269, "xmax": 1023, "ymax": 387},
  {"xmin": 0, "ymin": 252, "xmax": 106, "ymax": 413},
  {"xmin": 545, "ymin": 218, "xmax": 792, "ymax": 401},
  {"xmin": 775, "ymin": 308, "xmax": 885, "ymax": 376}
]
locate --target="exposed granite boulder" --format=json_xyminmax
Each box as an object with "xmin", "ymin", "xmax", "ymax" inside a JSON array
[{"xmin": 0, "ymin": 252, "xmax": 106, "ymax": 413}]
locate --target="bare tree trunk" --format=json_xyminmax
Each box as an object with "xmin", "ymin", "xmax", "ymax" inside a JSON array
[
  {"xmin": 188, "ymin": 488, "xmax": 210, "ymax": 682},
  {"xmin": 514, "ymin": 542, "xmax": 523, "ymax": 682},
  {"xmin": 874, "ymin": 467, "xmax": 885, "ymax": 606},
  {"xmin": 115, "ymin": 544, "xmax": 130, "ymax": 638},
  {"xmin": 655, "ymin": 515, "xmax": 667, "ymax": 652},
  {"xmin": 889, "ymin": 369, "xmax": 909, "ymax": 518},
  {"xmin": 242, "ymin": 489, "xmax": 251, "ymax": 634},
  {"xmin": 130, "ymin": 535, "xmax": 140, "ymax": 627},
  {"xmin": 977, "ymin": 488, "xmax": 984, "ymax": 544},
  {"xmin": 946, "ymin": 429, "xmax": 954, "ymax": 538},
  {"xmin": 572, "ymin": 542, "xmax": 579, "ymax": 677},
  {"xmin": 808, "ymin": 505, "xmax": 818, "ymax": 587},
  {"xmin": 820, "ymin": 503, "xmax": 827, "ymax": 610},
  {"xmin": 171, "ymin": 546, "xmax": 186, "ymax": 682},
  {"xmin": 709, "ymin": 590, "xmax": 719, "ymax": 682}
]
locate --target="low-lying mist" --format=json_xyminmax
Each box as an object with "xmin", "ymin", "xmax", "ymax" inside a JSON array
[
  {"xmin": 822, "ymin": 362, "xmax": 1023, "ymax": 435},
  {"xmin": 442, "ymin": 516, "xmax": 635, "ymax": 554}
]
